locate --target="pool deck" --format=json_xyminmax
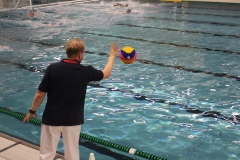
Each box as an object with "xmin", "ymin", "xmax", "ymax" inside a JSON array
[{"xmin": 0, "ymin": 131, "xmax": 64, "ymax": 160}]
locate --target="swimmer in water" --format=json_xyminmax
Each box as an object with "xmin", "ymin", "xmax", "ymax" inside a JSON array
[
  {"xmin": 46, "ymin": 22, "xmax": 64, "ymax": 27},
  {"xmin": 29, "ymin": 11, "xmax": 35, "ymax": 18},
  {"xmin": 26, "ymin": 11, "xmax": 35, "ymax": 19},
  {"xmin": 113, "ymin": 3, "xmax": 128, "ymax": 7},
  {"xmin": 121, "ymin": 9, "xmax": 131, "ymax": 14}
]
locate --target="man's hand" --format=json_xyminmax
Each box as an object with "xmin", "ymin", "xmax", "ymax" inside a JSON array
[
  {"xmin": 102, "ymin": 42, "xmax": 119, "ymax": 79},
  {"xmin": 110, "ymin": 42, "xmax": 119, "ymax": 57},
  {"xmin": 23, "ymin": 113, "xmax": 37, "ymax": 123}
]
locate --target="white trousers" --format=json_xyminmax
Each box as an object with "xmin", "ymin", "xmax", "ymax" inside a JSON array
[{"xmin": 39, "ymin": 124, "xmax": 81, "ymax": 160}]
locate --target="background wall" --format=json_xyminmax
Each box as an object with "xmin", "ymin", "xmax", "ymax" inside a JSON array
[
  {"xmin": 184, "ymin": 0, "xmax": 240, "ymax": 3},
  {"xmin": 161, "ymin": 0, "xmax": 240, "ymax": 3}
]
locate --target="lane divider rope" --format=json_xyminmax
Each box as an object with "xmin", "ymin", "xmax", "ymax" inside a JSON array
[{"xmin": 0, "ymin": 107, "xmax": 167, "ymax": 160}]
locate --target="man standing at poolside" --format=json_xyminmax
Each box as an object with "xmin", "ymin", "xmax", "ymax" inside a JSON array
[{"xmin": 23, "ymin": 38, "xmax": 119, "ymax": 160}]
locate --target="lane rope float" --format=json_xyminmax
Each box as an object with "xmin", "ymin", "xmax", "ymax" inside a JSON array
[{"xmin": 0, "ymin": 107, "xmax": 167, "ymax": 160}]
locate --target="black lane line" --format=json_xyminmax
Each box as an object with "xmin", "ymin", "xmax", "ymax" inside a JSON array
[
  {"xmin": 134, "ymin": 95, "xmax": 240, "ymax": 125},
  {"xmin": 1, "ymin": 35, "xmax": 240, "ymax": 81},
  {"xmin": 71, "ymin": 30, "xmax": 240, "ymax": 55},
  {"xmin": 142, "ymin": 17, "xmax": 240, "ymax": 27},
  {"xmin": 1, "ymin": 61, "xmax": 240, "ymax": 125},
  {"xmin": 99, "ymin": 87, "xmax": 240, "ymax": 125},
  {"xmin": 116, "ymin": 24, "xmax": 240, "ymax": 39},
  {"xmin": 136, "ymin": 59, "xmax": 240, "ymax": 81},
  {"xmin": 156, "ymin": 10, "xmax": 240, "ymax": 19},
  {"xmin": 2, "ymin": 28, "xmax": 240, "ymax": 56},
  {"xmin": 2, "ymin": 24, "xmax": 239, "ymax": 56},
  {"xmin": 0, "ymin": 36, "xmax": 60, "ymax": 47},
  {"xmin": 1, "ymin": 46, "xmax": 240, "ymax": 82},
  {"xmin": 97, "ymin": 86, "xmax": 240, "ymax": 125},
  {"xmin": 160, "ymin": 3, "xmax": 240, "ymax": 12}
]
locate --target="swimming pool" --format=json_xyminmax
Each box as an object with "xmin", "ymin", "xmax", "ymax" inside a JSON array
[{"xmin": 0, "ymin": 0, "xmax": 240, "ymax": 159}]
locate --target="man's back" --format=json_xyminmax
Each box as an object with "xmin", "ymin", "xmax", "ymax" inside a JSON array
[
  {"xmin": 39, "ymin": 60, "xmax": 103, "ymax": 126},
  {"xmin": 23, "ymin": 38, "xmax": 119, "ymax": 160}
]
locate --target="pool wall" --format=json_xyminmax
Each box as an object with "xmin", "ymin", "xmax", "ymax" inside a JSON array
[
  {"xmin": 0, "ymin": 0, "xmax": 30, "ymax": 9},
  {"xmin": 161, "ymin": 0, "xmax": 240, "ymax": 3},
  {"xmin": 1, "ymin": 0, "xmax": 240, "ymax": 10}
]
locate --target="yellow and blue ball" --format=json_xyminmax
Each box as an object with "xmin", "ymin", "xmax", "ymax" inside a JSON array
[{"xmin": 119, "ymin": 46, "xmax": 137, "ymax": 64}]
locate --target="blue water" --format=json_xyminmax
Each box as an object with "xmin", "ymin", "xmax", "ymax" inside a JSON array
[{"xmin": 0, "ymin": 1, "xmax": 240, "ymax": 160}]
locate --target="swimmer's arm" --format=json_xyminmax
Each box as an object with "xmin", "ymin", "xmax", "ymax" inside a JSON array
[{"xmin": 114, "ymin": 3, "xmax": 124, "ymax": 7}]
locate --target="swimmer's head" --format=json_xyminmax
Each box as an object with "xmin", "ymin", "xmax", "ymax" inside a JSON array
[
  {"xmin": 127, "ymin": 9, "xmax": 131, "ymax": 13},
  {"xmin": 29, "ymin": 11, "xmax": 34, "ymax": 17}
]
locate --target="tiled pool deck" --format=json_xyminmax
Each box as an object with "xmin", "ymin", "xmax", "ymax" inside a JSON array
[{"xmin": 0, "ymin": 131, "xmax": 64, "ymax": 160}]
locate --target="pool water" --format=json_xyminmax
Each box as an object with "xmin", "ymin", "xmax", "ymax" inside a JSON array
[{"xmin": 0, "ymin": 1, "xmax": 240, "ymax": 160}]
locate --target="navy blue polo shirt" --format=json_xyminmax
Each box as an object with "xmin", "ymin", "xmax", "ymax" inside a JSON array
[{"xmin": 38, "ymin": 59, "xmax": 104, "ymax": 126}]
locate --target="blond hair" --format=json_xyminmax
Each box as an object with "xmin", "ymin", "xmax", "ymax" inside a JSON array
[{"xmin": 66, "ymin": 38, "xmax": 85, "ymax": 58}]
